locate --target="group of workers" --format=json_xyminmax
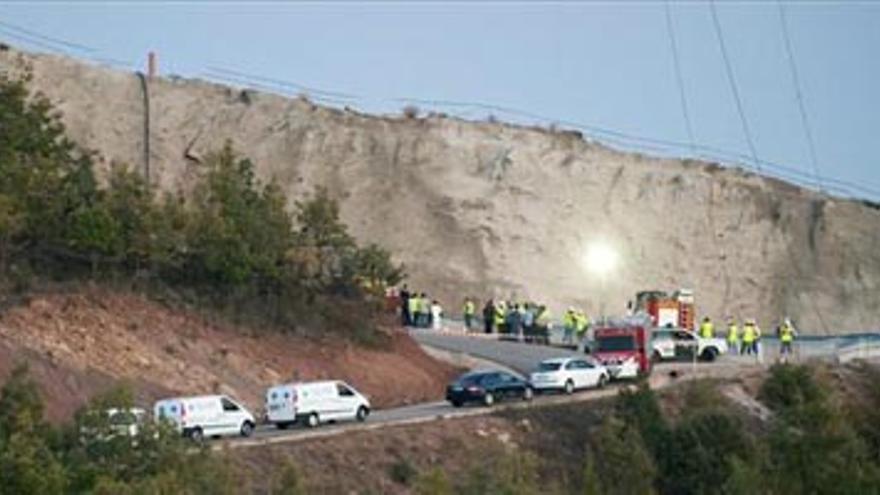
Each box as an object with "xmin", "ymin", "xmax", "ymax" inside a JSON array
[
  {"xmin": 471, "ymin": 298, "xmax": 553, "ymax": 342},
  {"xmin": 699, "ymin": 316, "xmax": 799, "ymax": 358},
  {"xmin": 399, "ymin": 286, "xmax": 444, "ymax": 330}
]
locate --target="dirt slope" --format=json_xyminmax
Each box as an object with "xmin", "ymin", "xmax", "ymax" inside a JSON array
[
  {"xmin": 0, "ymin": 287, "xmax": 458, "ymax": 422},
  {"xmin": 2, "ymin": 47, "xmax": 880, "ymax": 332}
]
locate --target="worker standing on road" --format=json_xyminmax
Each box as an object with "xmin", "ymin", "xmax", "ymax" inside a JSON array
[
  {"xmin": 463, "ymin": 298, "xmax": 476, "ymax": 331},
  {"xmin": 699, "ymin": 316, "xmax": 715, "ymax": 339},
  {"xmin": 778, "ymin": 317, "xmax": 797, "ymax": 361},
  {"xmin": 575, "ymin": 310, "xmax": 590, "ymax": 353},
  {"xmin": 741, "ymin": 319, "xmax": 757, "ymax": 355},
  {"xmin": 727, "ymin": 318, "xmax": 739, "ymax": 355},
  {"xmin": 563, "ymin": 308, "xmax": 576, "ymax": 346},
  {"xmin": 407, "ymin": 292, "xmax": 420, "ymax": 328},
  {"xmin": 400, "ymin": 285, "xmax": 411, "ymax": 327},
  {"xmin": 494, "ymin": 301, "xmax": 507, "ymax": 334},
  {"xmin": 418, "ymin": 293, "xmax": 431, "ymax": 328},
  {"xmin": 482, "ymin": 299, "xmax": 495, "ymax": 334},
  {"xmin": 430, "ymin": 300, "xmax": 444, "ymax": 331},
  {"xmin": 535, "ymin": 305, "xmax": 551, "ymax": 345}
]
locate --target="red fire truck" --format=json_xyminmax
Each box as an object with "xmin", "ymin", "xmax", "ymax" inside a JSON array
[
  {"xmin": 635, "ymin": 289, "xmax": 696, "ymax": 331},
  {"xmin": 592, "ymin": 319, "xmax": 653, "ymax": 379}
]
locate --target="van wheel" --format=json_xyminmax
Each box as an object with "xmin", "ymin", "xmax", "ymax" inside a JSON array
[
  {"xmin": 240, "ymin": 421, "xmax": 254, "ymax": 438},
  {"xmin": 189, "ymin": 427, "xmax": 204, "ymax": 443},
  {"xmin": 356, "ymin": 406, "xmax": 369, "ymax": 422},
  {"xmin": 483, "ymin": 392, "xmax": 495, "ymax": 407},
  {"xmin": 564, "ymin": 380, "xmax": 574, "ymax": 395},
  {"xmin": 305, "ymin": 413, "xmax": 320, "ymax": 428}
]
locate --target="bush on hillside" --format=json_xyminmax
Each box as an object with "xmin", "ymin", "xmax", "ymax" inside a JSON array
[{"xmin": 0, "ymin": 72, "xmax": 404, "ymax": 340}]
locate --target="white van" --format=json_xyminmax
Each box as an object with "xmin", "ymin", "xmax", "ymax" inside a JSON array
[
  {"xmin": 153, "ymin": 395, "xmax": 255, "ymax": 441},
  {"xmin": 265, "ymin": 381, "xmax": 370, "ymax": 429}
]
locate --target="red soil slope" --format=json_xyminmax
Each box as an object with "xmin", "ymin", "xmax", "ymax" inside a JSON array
[{"xmin": 0, "ymin": 288, "xmax": 458, "ymax": 422}]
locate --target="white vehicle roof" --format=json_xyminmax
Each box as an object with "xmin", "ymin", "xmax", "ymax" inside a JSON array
[{"xmin": 540, "ymin": 357, "xmax": 577, "ymax": 364}]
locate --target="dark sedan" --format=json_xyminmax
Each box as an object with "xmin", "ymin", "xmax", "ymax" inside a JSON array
[{"xmin": 446, "ymin": 370, "xmax": 534, "ymax": 407}]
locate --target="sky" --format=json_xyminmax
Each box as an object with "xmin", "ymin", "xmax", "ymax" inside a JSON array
[{"xmin": 1, "ymin": 1, "xmax": 879, "ymax": 199}]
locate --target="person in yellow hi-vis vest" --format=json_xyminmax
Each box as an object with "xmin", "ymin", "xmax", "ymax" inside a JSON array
[
  {"xmin": 463, "ymin": 298, "xmax": 476, "ymax": 331},
  {"xmin": 699, "ymin": 316, "xmax": 715, "ymax": 339},
  {"xmin": 741, "ymin": 319, "xmax": 758, "ymax": 356},
  {"xmin": 778, "ymin": 317, "xmax": 797, "ymax": 360},
  {"xmin": 726, "ymin": 318, "xmax": 739, "ymax": 355}
]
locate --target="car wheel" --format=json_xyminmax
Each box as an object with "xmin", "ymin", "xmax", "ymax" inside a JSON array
[
  {"xmin": 701, "ymin": 348, "xmax": 718, "ymax": 362},
  {"xmin": 564, "ymin": 380, "xmax": 574, "ymax": 395},
  {"xmin": 240, "ymin": 421, "xmax": 254, "ymax": 438},
  {"xmin": 523, "ymin": 387, "xmax": 534, "ymax": 401},
  {"xmin": 652, "ymin": 350, "xmax": 663, "ymax": 363},
  {"xmin": 598, "ymin": 374, "xmax": 608, "ymax": 389},
  {"xmin": 306, "ymin": 413, "xmax": 320, "ymax": 428},
  {"xmin": 451, "ymin": 400, "xmax": 463, "ymax": 408},
  {"xmin": 189, "ymin": 427, "xmax": 204, "ymax": 443},
  {"xmin": 483, "ymin": 392, "xmax": 495, "ymax": 407},
  {"xmin": 356, "ymin": 406, "xmax": 369, "ymax": 422}
]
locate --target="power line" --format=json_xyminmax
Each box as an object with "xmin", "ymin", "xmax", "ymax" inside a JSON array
[
  {"xmin": 205, "ymin": 65, "xmax": 360, "ymax": 100},
  {"xmin": 663, "ymin": 1, "xmax": 697, "ymax": 155},
  {"xmin": 0, "ymin": 19, "xmax": 95, "ymax": 53},
  {"xmin": 777, "ymin": 0, "xmax": 824, "ymax": 192},
  {"xmin": 708, "ymin": 0, "xmax": 762, "ymax": 173}
]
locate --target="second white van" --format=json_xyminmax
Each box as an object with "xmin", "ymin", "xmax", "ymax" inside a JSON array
[
  {"xmin": 265, "ymin": 380, "xmax": 370, "ymax": 429},
  {"xmin": 153, "ymin": 395, "xmax": 255, "ymax": 441}
]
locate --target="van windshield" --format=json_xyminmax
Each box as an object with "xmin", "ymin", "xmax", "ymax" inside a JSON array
[{"xmin": 597, "ymin": 336, "xmax": 636, "ymax": 352}]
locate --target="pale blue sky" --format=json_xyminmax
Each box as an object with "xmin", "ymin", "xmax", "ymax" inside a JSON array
[{"xmin": 2, "ymin": 1, "xmax": 878, "ymax": 198}]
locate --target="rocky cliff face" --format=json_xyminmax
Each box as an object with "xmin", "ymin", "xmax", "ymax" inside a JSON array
[{"xmin": 3, "ymin": 47, "xmax": 879, "ymax": 333}]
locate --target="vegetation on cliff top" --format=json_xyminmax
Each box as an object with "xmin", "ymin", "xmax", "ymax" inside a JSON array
[{"xmin": 0, "ymin": 71, "xmax": 402, "ymax": 342}]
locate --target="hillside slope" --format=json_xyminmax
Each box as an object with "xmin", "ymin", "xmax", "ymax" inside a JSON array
[
  {"xmin": 3, "ymin": 47, "xmax": 879, "ymax": 332},
  {"xmin": 0, "ymin": 287, "xmax": 457, "ymax": 422}
]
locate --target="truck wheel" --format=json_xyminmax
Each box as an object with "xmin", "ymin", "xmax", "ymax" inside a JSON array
[
  {"xmin": 276, "ymin": 422, "xmax": 290, "ymax": 430},
  {"xmin": 240, "ymin": 421, "xmax": 254, "ymax": 437},
  {"xmin": 483, "ymin": 392, "xmax": 495, "ymax": 407},
  {"xmin": 652, "ymin": 351, "xmax": 663, "ymax": 363},
  {"xmin": 306, "ymin": 413, "xmax": 320, "ymax": 428},
  {"xmin": 564, "ymin": 380, "xmax": 574, "ymax": 395},
  {"xmin": 356, "ymin": 406, "xmax": 369, "ymax": 422},
  {"xmin": 189, "ymin": 427, "xmax": 204, "ymax": 443},
  {"xmin": 701, "ymin": 348, "xmax": 718, "ymax": 362}
]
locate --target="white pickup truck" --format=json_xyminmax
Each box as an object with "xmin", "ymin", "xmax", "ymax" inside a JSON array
[{"xmin": 651, "ymin": 328, "xmax": 727, "ymax": 362}]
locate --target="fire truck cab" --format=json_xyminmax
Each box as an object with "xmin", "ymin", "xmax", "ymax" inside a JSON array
[
  {"xmin": 592, "ymin": 320, "xmax": 652, "ymax": 379},
  {"xmin": 635, "ymin": 289, "xmax": 695, "ymax": 331}
]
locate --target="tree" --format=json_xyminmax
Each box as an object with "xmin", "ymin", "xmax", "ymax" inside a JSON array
[{"xmin": 589, "ymin": 416, "xmax": 657, "ymax": 495}]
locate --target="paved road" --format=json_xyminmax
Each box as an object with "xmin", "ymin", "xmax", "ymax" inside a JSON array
[
  {"xmin": 219, "ymin": 329, "xmax": 880, "ymax": 450},
  {"xmin": 411, "ymin": 330, "xmax": 583, "ymax": 374}
]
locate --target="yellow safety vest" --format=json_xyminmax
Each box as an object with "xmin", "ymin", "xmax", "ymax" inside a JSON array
[
  {"xmin": 780, "ymin": 324, "xmax": 794, "ymax": 343},
  {"xmin": 700, "ymin": 321, "xmax": 715, "ymax": 338},
  {"xmin": 742, "ymin": 324, "xmax": 756, "ymax": 344},
  {"xmin": 464, "ymin": 301, "xmax": 475, "ymax": 316},
  {"xmin": 407, "ymin": 297, "xmax": 419, "ymax": 314},
  {"xmin": 727, "ymin": 324, "xmax": 738, "ymax": 343}
]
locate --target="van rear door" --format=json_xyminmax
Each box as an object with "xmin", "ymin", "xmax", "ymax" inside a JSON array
[{"xmin": 267, "ymin": 386, "xmax": 296, "ymax": 422}]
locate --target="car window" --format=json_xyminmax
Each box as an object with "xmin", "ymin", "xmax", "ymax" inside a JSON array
[
  {"xmin": 480, "ymin": 374, "xmax": 499, "ymax": 386},
  {"xmin": 576, "ymin": 360, "xmax": 594, "ymax": 369},
  {"xmin": 538, "ymin": 362, "xmax": 562, "ymax": 372},
  {"xmin": 221, "ymin": 398, "xmax": 240, "ymax": 412},
  {"xmin": 499, "ymin": 373, "xmax": 515, "ymax": 383},
  {"xmin": 675, "ymin": 331, "xmax": 694, "ymax": 340},
  {"xmin": 337, "ymin": 384, "xmax": 355, "ymax": 397}
]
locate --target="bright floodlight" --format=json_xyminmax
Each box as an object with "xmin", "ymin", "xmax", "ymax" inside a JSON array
[{"xmin": 584, "ymin": 243, "xmax": 617, "ymax": 276}]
